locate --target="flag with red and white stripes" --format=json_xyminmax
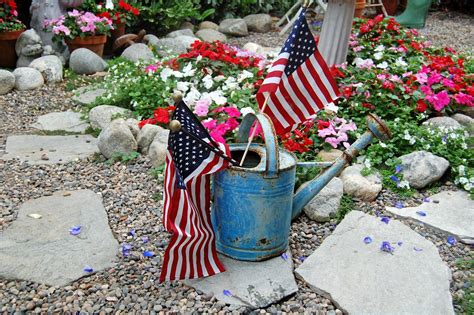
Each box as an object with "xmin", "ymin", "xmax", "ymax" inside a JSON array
[
  {"xmin": 256, "ymin": 9, "xmax": 340, "ymax": 135},
  {"xmin": 160, "ymin": 101, "xmax": 230, "ymax": 282}
]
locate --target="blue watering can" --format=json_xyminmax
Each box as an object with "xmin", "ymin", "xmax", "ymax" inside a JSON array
[{"xmin": 211, "ymin": 112, "xmax": 391, "ymax": 261}]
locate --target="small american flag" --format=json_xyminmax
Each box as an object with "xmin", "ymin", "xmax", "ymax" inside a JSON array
[
  {"xmin": 160, "ymin": 101, "xmax": 230, "ymax": 282},
  {"xmin": 256, "ymin": 9, "xmax": 340, "ymax": 135}
]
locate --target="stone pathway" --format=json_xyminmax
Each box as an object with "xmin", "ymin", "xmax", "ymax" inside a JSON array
[
  {"xmin": 386, "ymin": 190, "xmax": 474, "ymax": 244},
  {"xmin": 295, "ymin": 211, "xmax": 454, "ymax": 315},
  {"xmin": 32, "ymin": 111, "xmax": 89, "ymax": 134},
  {"xmin": 0, "ymin": 190, "xmax": 118, "ymax": 287}
]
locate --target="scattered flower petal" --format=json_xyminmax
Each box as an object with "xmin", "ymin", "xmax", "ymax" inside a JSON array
[
  {"xmin": 143, "ymin": 250, "xmax": 155, "ymax": 257},
  {"xmin": 416, "ymin": 211, "xmax": 427, "ymax": 217},
  {"xmin": 423, "ymin": 197, "xmax": 430, "ymax": 203},
  {"xmin": 397, "ymin": 241, "xmax": 403, "ymax": 246},
  {"xmin": 390, "ymin": 175, "xmax": 400, "ymax": 184},
  {"xmin": 121, "ymin": 243, "xmax": 132, "ymax": 256},
  {"xmin": 381, "ymin": 217, "xmax": 390, "ymax": 224},
  {"xmin": 281, "ymin": 252, "xmax": 289, "ymax": 261},
  {"xmin": 129, "ymin": 229, "xmax": 136, "ymax": 237},
  {"xmin": 141, "ymin": 236, "xmax": 149, "ymax": 243},
  {"xmin": 27, "ymin": 213, "xmax": 42, "ymax": 219},
  {"xmin": 363, "ymin": 236, "xmax": 373, "ymax": 244},
  {"xmin": 447, "ymin": 236, "xmax": 457, "ymax": 246},
  {"xmin": 413, "ymin": 247, "xmax": 423, "ymax": 252},
  {"xmin": 84, "ymin": 266, "xmax": 93, "ymax": 273},
  {"xmin": 395, "ymin": 201, "xmax": 404, "ymax": 209},
  {"xmin": 223, "ymin": 289, "xmax": 232, "ymax": 297},
  {"xmin": 69, "ymin": 225, "xmax": 81, "ymax": 236},
  {"xmin": 395, "ymin": 165, "xmax": 402, "ymax": 173},
  {"xmin": 380, "ymin": 241, "xmax": 394, "ymax": 254},
  {"xmin": 298, "ymin": 256, "xmax": 306, "ymax": 262}
]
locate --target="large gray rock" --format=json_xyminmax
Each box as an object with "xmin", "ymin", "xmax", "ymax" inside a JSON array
[
  {"xmin": 13, "ymin": 67, "xmax": 44, "ymax": 91},
  {"xmin": 198, "ymin": 21, "xmax": 219, "ymax": 31},
  {"xmin": 422, "ymin": 117, "xmax": 462, "ymax": 129},
  {"xmin": 98, "ymin": 120, "xmax": 138, "ymax": 159},
  {"xmin": 243, "ymin": 14, "xmax": 273, "ymax": 33},
  {"xmin": 451, "ymin": 113, "xmax": 474, "ymax": 129},
  {"xmin": 195, "ymin": 29, "xmax": 227, "ymax": 43},
  {"xmin": 218, "ymin": 18, "xmax": 249, "ymax": 36},
  {"xmin": 88, "ymin": 105, "xmax": 131, "ymax": 130},
  {"xmin": 340, "ymin": 165, "xmax": 382, "ymax": 201},
  {"xmin": 1, "ymin": 135, "xmax": 99, "ymax": 164},
  {"xmin": 386, "ymin": 190, "xmax": 474, "ymax": 244},
  {"xmin": 16, "ymin": 55, "xmax": 37, "ymax": 68},
  {"xmin": 137, "ymin": 124, "xmax": 161, "ymax": 154},
  {"xmin": 69, "ymin": 48, "xmax": 107, "ymax": 75},
  {"xmin": 399, "ymin": 151, "xmax": 449, "ymax": 189},
  {"xmin": 147, "ymin": 141, "xmax": 167, "ymax": 167},
  {"xmin": 185, "ymin": 250, "xmax": 298, "ymax": 308},
  {"xmin": 0, "ymin": 70, "xmax": 15, "ymax": 95},
  {"xmin": 317, "ymin": 149, "xmax": 343, "ymax": 162},
  {"xmin": 0, "ymin": 190, "xmax": 118, "ymax": 286},
  {"xmin": 125, "ymin": 118, "xmax": 140, "ymax": 138},
  {"xmin": 301, "ymin": 177, "xmax": 344, "ymax": 222},
  {"xmin": 72, "ymin": 87, "xmax": 107, "ymax": 106},
  {"xmin": 143, "ymin": 34, "xmax": 160, "ymax": 47},
  {"xmin": 166, "ymin": 29, "xmax": 194, "ymax": 38},
  {"xmin": 29, "ymin": 55, "xmax": 63, "ymax": 83},
  {"xmin": 32, "ymin": 111, "xmax": 89, "ymax": 133},
  {"xmin": 295, "ymin": 211, "xmax": 454, "ymax": 315},
  {"xmin": 150, "ymin": 37, "xmax": 196, "ymax": 57},
  {"xmin": 121, "ymin": 44, "xmax": 154, "ymax": 63}
]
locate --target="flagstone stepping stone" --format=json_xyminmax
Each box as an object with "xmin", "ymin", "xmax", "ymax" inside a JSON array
[
  {"xmin": 295, "ymin": 211, "xmax": 454, "ymax": 315},
  {"xmin": 32, "ymin": 111, "xmax": 89, "ymax": 133},
  {"xmin": 0, "ymin": 190, "xmax": 119, "ymax": 286},
  {"xmin": 72, "ymin": 86, "xmax": 107, "ymax": 106},
  {"xmin": 185, "ymin": 250, "xmax": 298, "ymax": 309},
  {"xmin": 386, "ymin": 190, "xmax": 474, "ymax": 244},
  {"xmin": 2, "ymin": 135, "xmax": 98, "ymax": 164}
]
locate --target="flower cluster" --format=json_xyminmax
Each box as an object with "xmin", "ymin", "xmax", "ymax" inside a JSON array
[
  {"xmin": 0, "ymin": 0, "xmax": 24, "ymax": 32},
  {"xmin": 84, "ymin": 0, "xmax": 139, "ymax": 25},
  {"xmin": 280, "ymin": 121, "xmax": 314, "ymax": 154},
  {"xmin": 316, "ymin": 117, "xmax": 357, "ymax": 149},
  {"xmin": 44, "ymin": 10, "xmax": 113, "ymax": 42},
  {"xmin": 138, "ymin": 105, "xmax": 175, "ymax": 128}
]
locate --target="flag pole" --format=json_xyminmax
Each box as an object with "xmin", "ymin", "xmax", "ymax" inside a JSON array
[{"xmin": 239, "ymin": 94, "xmax": 270, "ymax": 166}]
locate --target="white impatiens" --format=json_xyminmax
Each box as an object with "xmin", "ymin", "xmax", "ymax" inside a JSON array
[
  {"xmin": 202, "ymin": 75, "xmax": 214, "ymax": 89},
  {"xmin": 240, "ymin": 107, "xmax": 255, "ymax": 116},
  {"xmin": 237, "ymin": 70, "xmax": 254, "ymax": 83},
  {"xmin": 395, "ymin": 57, "xmax": 408, "ymax": 68},
  {"xmin": 373, "ymin": 52, "xmax": 383, "ymax": 60}
]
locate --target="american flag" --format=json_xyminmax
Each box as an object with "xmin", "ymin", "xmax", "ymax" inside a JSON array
[
  {"xmin": 256, "ymin": 9, "xmax": 340, "ymax": 135},
  {"xmin": 160, "ymin": 101, "xmax": 230, "ymax": 282}
]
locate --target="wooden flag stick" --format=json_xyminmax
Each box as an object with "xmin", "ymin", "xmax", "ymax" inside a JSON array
[{"xmin": 239, "ymin": 94, "xmax": 270, "ymax": 166}]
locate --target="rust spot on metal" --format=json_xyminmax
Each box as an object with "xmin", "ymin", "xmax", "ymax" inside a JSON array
[{"xmin": 257, "ymin": 238, "xmax": 269, "ymax": 246}]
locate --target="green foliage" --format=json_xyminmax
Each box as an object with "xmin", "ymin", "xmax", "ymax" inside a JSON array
[
  {"xmin": 294, "ymin": 166, "xmax": 322, "ymax": 191},
  {"xmin": 336, "ymin": 194, "xmax": 355, "ymax": 223},
  {"xmin": 106, "ymin": 151, "xmax": 140, "ymax": 164},
  {"xmin": 64, "ymin": 69, "xmax": 102, "ymax": 91},
  {"xmin": 149, "ymin": 165, "xmax": 165, "ymax": 179},
  {"xmin": 454, "ymin": 258, "xmax": 474, "ymax": 314},
  {"xmin": 201, "ymin": 0, "xmax": 293, "ymax": 20},
  {"xmin": 84, "ymin": 126, "xmax": 102, "ymax": 138}
]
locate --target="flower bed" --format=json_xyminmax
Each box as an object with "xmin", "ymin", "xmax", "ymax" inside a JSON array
[{"xmin": 93, "ymin": 16, "xmax": 473, "ymax": 194}]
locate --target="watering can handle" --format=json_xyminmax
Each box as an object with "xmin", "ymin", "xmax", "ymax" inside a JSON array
[{"xmin": 236, "ymin": 113, "xmax": 279, "ymax": 178}]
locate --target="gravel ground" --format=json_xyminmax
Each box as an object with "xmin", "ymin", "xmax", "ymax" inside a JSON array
[{"xmin": 1, "ymin": 10, "xmax": 473, "ymax": 314}]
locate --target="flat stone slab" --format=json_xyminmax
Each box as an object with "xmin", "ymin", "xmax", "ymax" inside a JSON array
[
  {"xmin": 32, "ymin": 111, "xmax": 89, "ymax": 133},
  {"xmin": 185, "ymin": 250, "xmax": 298, "ymax": 309},
  {"xmin": 2, "ymin": 135, "xmax": 99, "ymax": 164},
  {"xmin": 72, "ymin": 87, "xmax": 107, "ymax": 106},
  {"xmin": 295, "ymin": 211, "xmax": 453, "ymax": 315},
  {"xmin": 0, "ymin": 190, "xmax": 119, "ymax": 286},
  {"xmin": 386, "ymin": 190, "xmax": 474, "ymax": 244}
]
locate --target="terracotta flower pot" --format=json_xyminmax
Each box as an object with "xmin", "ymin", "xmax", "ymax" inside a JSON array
[
  {"xmin": 65, "ymin": 35, "xmax": 107, "ymax": 57},
  {"xmin": 104, "ymin": 22, "xmax": 126, "ymax": 55},
  {"xmin": 0, "ymin": 29, "xmax": 24, "ymax": 68},
  {"xmin": 354, "ymin": 0, "xmax": 366, "ymax": 17}
]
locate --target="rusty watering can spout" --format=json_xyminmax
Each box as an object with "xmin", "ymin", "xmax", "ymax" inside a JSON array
[{"xmin": 291, "ymin": 113, "xmax": 391, "ymax": 220}]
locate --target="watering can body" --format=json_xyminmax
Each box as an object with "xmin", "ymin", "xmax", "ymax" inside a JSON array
[{"xmin": 211, "ymin": 113, "xmax": 391, "ymax": 261}]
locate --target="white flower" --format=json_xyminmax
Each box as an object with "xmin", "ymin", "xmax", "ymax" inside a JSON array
[
  {"xmin": 364, "ymin": 158, "xmax": 372, "ymax": 169},
  {"xmin": 202, "ymin": 75, "xmax": 213, "ymax": 89},
  {"xmin": 377, "ymin": 61, "xmax": 389, "ymax": 69},
  {"xmin": 326, "ymin": 102, "xmax": 339, "ymax": 113},
  {"xmin": 395, "ymin": 57, "xmax": 408, "ymax": 68},
  {"xmin": 375, "ymin": 45, "xmax": 385, "ymax": 52},
  {"xmin": 176, "ymin": 81, "xmax": 189, "ymax": 92},
  {"xmin": 379, "ymin": 142, "xmax": 387, "ymax": 148},
  {"xmin": 464, "ymin": 183, "xmax": 472, "ymax": 191},
  {"xmin": 160, "ymin": 68, "xmax": 173, "ymax": 81},
  {"xmin": 461, "ymin": 142, "xmax": 467, "ymax": 149},
  {"xmin": 240, "ymin": 107, "xmax": 255, "ymax": 116},
  {"xmin": 458, "ymin": 165, "xmax": 465, "ymax": 175},
  {"xmin": 196, "ymin": 55, "xmax": 203, "ymax": 62},
  {"xmin": 214, "ymin": 75, "xmax": 225, "ymax": 82},
  {"xmin": 208, "ymin": 91, "xmax": 227, "ymax": 105},
  {"xmin": 237, "ymin": 70, "xmax": 254, "ymax": 83},
  {"xmin": 398, "ymin": 180, "xmax": 410, "ymax": 189},
  {"xmin": 374, "ymin": 52, "xmax": 383, "ymax": 60},
  {"xmin": 182, "ymin": 63, "xmax": 195, "ymax": 77},
  {"xmin": 183, "ymin": 87, "xmax": 201, "ymax": 105},
  {"xmin": 223, "ymin": 77, "xmax": 238, "ymax": 91},
  {"xmin": 105, "ymin": 0, "xmax": 114, "ymax": 9},
  {"xmin": 459, "ymin": 177, "xmax": 469, "ymax": 184}
]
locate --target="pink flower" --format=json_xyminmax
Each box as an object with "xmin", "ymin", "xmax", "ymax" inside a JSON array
[
  {"xmin": 68, "ymin": 9, "xmax": 81, "ymax": 17},
  {"xmin": 364, "ymin": 90, "xmax": 371, "ymax": 99},
  {"xmin": 318, "ymin": 125, "xmax": 337, "ymax": 137},
  {"xmin": 442, "ymin": 78, "xmax": 455, "ymax": 89},
  {"xmin": 377, "ymin": 74, "xmax": 387, "ymax": 81},
  {"xmin": 325, "ymin": 137, "xmax": 340, "ymax": 148},
  {"xmin": 223, "ymin": 107, "xmax": 241, "ymax": 118},
  {"xmin": 389, "ymin": 75, "xmax": 401, "ymax": 82},
  {"xmin": 194, "ymin": 98, "xmax": 211, "ymax": 117},
  {"xmin": 224, "ymin": 117, "xmax": 239, "ymax": 131},
  {"xmin": 202, "ymin": 118, "xmax": 217, "ymax": 131},
  {"xmin": 420, "ymin": 85, "xmax": 433, "ymax": 96},
  {"xmin": 53, "ymin": 25, "xmax": 71, "ymax": 36},
  {"xmin": 339, "ymin": 121, "xmax": 357, "ymax": 133},
  {"xmin": 349, "ymin": 40, "xmax": 358, "ymax": 47},
  {"xmin": 352, "ymin": 46, "xmax": 363, "ymax": 52},
  {"xmin": 454, "ymin": 93, "xmax": 474, "ymax": 107},
  {"xmin": 427, "ymin": 72, "xmax": 442, "ymax": 86},
  {"xmin": 426, "ymin": 90, "xmax": 451, "ymax": 111},
  {"xmin": 415, "ymin": 72, "xmax": 428, "ymax": 84},
  {"xmin": 402, "ymin": 71, "xmax": 413, "ymax": 78},
  {"xmin": 145, "ymin": 64, "xmax": 158, "ymax": 73}
]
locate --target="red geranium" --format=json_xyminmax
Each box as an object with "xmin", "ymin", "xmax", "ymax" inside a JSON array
[{"xmin": 416, "ymin": 100, "xmax": 427, "ymax": 113}]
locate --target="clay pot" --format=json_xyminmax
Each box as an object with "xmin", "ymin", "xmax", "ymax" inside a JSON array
[
  {"xmin": 66, "ymin": 35, "xmax": 107, "ymax": 57},
  {"xmin": 354, "ymin": 0, "xmax": 366, "ymax": 17},
  {"xmin": 382, "ymin": 0, "xmax": 398, "ymax": 15},
  {"xmin": 60, "ymin": 0, "xmax": 86, "ymax": 7},
  {"xmin": 0, "ymin": 29, "xmax": 24, "ymax": 68},
  {"xmin": 104, "ymin": 22, "xmax": 126, "ymax": 55}
]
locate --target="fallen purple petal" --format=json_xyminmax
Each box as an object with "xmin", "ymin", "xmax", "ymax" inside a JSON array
[
  {"xmin": 423, "ymin": 197, "xmax": 430, "ymax": 203},
  {"xmin": 223, "ymin": 289, "xmax": 232, "ymax": 297},
  {"xmin": 395, "ymin": 201, "xmax": 404, "ymax": 209},
  {"xmin": 447, "ymin": 236, "xmax": 457, "ymax": 246},
  {"xmin": 281, "ymin": 252, "xmax": 289, "ymax": 261},
  {"xmin": 416, "ymin": 211, "xmax": 427, "ymax": 216},
  {"xmin": 83, "ymin": 266, "xmax": 93, "ymax": 273},
  {"xmin": 69, "ymin": 225, "xmax": 81, "ymax": 236},
  {"xmin": 413, "ymin": 247, "xmax": 423, "ymax": 252},
  {"xmin": 380, "ymin": 241, "xmax": 394, "ymax": 254},
  {"xmin": 121, "ymin": 243, "xmax": 132, "ymax": 256},
  {"xmin": 298, "ymin": 256, "xmax": 306, "ymax": 262},
  {"xmin": 381, "ymin": 217, "xmax": 390, "ymax": 224},
  {"xmin": 143, "ymin": 250, "xmax": 154, "ymax": 257},
  {"xmin": 129, "ymin": 229, "xmax": 136, "ymax": 237},
  {"xmin": 363, "ymin": 236, "xmax": 373, "ymax": 244},
  {"xmin": 141, "ymin": 236, "xmax": 149, "ymax": 243},
  {"xmin": 389, "ymin": 175, "xmax": 400, "ymax": 184},
  {"xmin": 397, "ymin": 241, "xmax": 403, "ymax": 246},
  {"xmin": 375, "ymin": 210, "xmax": 381, "ymax": 217},
  {"xmin": 395, "ymin": 165, "xmax": 402, "ymax": 173}
]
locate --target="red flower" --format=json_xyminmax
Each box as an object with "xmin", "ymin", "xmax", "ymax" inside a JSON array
[
  {"xmin": 416, "ymin": 100, "xmax": 427, "ymax": 113},
  {"xmin": 382, "ymin": 81, "xmax": 395, "ymax": 91},
  {"xmin": 317, "ymin": 120, "xmax": 330, "ymax": 130},
  {"xmin": 342, "ymin": 86, "xmax": 352, "ymax": 98},
  {"xmin": 362, "ymin": 102, "xmax": 375, "ymax": 110},
  {"xmin": 373, "ymin": 14, "xmax": 384, "ymax": 23},
  {"xmin": 153, "ymin": 108, "xmax": 171, "ymax": 124},
  {"xmin": 359, "ymin": 23, "xmax": 371, "ymax": 34}
]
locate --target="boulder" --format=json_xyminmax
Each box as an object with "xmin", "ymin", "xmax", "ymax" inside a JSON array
[
  {"xmin": 147, "ymin": 141, "xmax": 168, "ymax": 166},
  {"xmin": 180, "ymin": 21, "xmax": 194, "ymax": 31},
  {"xmin": 301, "ymin": 177, "xmax": 344, "ymax": 222},
  {"xmin": 69, "ymin": 48, "xmax": 107, "ymax": 75},
  {"xmin": 0, "ymin": 70, "xmax": 15, "ymax": 95},
  {"xmin": 125, "ymin": 118, "xmax": 140, "ymax": 138},
  {"xmin": 456, "ymin": 106, "xmax": 474, "ymax": 119},
  {"xmin": 399, "ymin": 151, "xmax": 449, "ymax": 189},
  {"xmin": 16, "ymin": 55, "xmax": 36, "ymax": 68},
  {"xmin": 218, "ymin": 18, "xmax": 248, "ymax": 37},
  {"xmin": 422, "ymin": 117, "xmax": 462, "ymax": 129},
  {"xmin": 317, "ymin": 149, "xmax": 343, "ymax": 162},
  {"xmin": 154, "ymin": 128, "xmax": 170, "ymax": 144},
  {"xmin": 451, "ymin": 113, "xmax": 473, "ymax": 129},
  {"xmin": 244, "ymin": 14, "xmax": 273, "ymax": 33},
  {"xmin": 88, "ymin": 105, "xmax": 131, "ymax": 130},
  {"xmin": 137, "ymin": 124, "xmax": 161, "ymax": 154},
  {"xmin": 166, "ymin": 29, "xmax": 194, "ymax": 38},
  {"xmin": 195, "ymin": 29, "xmax": 227, "ymax": 43},
  {"xmin": 151, "ymin": 37, "xmax": 196, "ymax": 57},
  {"xmin": 340, "ymin": 165, "xmax": 382, "ymax": 201},
  {"xmin": 143, "ymin": 34, "xmax": 160, "ymax": 47},
  {"xmin": 13, "ymin": 67, "xmax": 44, "ymax": 91},
  {"xmin": 121, "ymin": 44, "xmax": 154, "ymax": 63},
  {"xmin": 243, "ymin": 42, "xmax": 263, "ymax": 53},
  {"xmin": 29, "ymin": 55, "xmax": 63, "ymax": 83},
  {"xmin": 198, "ymin": 21, "xmax": 219, "ymax": 31},
  {"xmin": 72, "ymin": 87, "xmax": 107, "ymax": 106},
  {"xmin": 97, "ymin": 120, "xmax": 138, "ymax": 159}
]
